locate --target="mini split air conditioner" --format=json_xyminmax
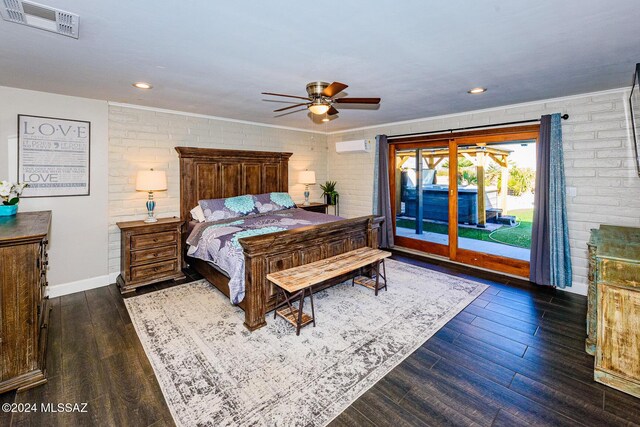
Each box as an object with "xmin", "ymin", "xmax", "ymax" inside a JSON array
[{"xmin": 335, "ymin": 139, "xmax": 371, "ymax": 153}]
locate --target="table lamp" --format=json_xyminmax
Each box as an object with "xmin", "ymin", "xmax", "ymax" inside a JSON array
[
  {"xmin": 299, "ymin": 170, "xmax": 316, "ymax": 206},
  {"xmin": 136, "ymin": 169, "xmax": 167, "ymax": 223}
]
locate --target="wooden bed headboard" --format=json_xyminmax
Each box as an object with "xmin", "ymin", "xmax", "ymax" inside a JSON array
[{"xmin": 175, "ymin": 147, "xmax": 292, "ymax": 222}]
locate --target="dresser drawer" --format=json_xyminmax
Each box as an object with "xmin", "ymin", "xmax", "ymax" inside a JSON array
[
  {"xmin": 131, "ymin": 231, "xmax": 178, "ymax": 250},
  {"xmin": 130, "ymin": 259, "xmax": 179, "ymax": 282},
  {"xmin": 599, "ymin": 258, "xmax": 640, "ymax": 288},
  {"xmin": 131, "ymin": 245, "xmax": 177, "ymax": 266}
]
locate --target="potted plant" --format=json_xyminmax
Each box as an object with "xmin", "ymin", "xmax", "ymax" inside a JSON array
[
  {"xmin": 0, "ymin": 181, "xmax": 28, "ymax": 216},
  {"xmin": 320, "ymin": 181, "xmax": 339, "ymax": 206}
]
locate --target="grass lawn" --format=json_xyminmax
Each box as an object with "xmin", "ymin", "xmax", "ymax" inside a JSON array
[
  {"xmin": 489, "ymin": 209, "xmax": 533, "ymax": 249},
  {"xmin": 396, "ymin": 208, "xmax": 533, "ymax": 249}
]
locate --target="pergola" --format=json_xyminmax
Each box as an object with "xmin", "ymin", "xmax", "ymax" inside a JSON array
[{"xmin": 396, "ymin": 144, "xmax": 512, "ymax": 228}]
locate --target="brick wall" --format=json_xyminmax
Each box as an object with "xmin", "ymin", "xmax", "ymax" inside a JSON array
[
  {"xmin": 327, "ymin": 89, "xmax": 640, "ymax": 294},
  {"xmin": 108, "ymin": 105, "xmax": 327, "ymax": 274}
]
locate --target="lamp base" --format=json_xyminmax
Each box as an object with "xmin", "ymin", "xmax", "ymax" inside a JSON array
[
  {"xmin": 145, "ymin": 193, "xmax": 157, "ymax": 223},
  {"xmin": 303, "ymin": 188, "xmax": 310, "ymax": 206}
]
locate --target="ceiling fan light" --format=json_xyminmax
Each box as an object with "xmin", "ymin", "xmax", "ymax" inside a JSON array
[
  {"xmin": 308, "ymin": 103, "xmax": 330, "ymax": 115},
  {"xmin": 133, "ymin": 82, "xmax": 153, "ymax": 89}
]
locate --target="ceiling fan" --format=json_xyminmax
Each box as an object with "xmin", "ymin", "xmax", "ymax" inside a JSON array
[{"xmin": 262, "ymin": 81, "xmax": 380, "ymax": 120}]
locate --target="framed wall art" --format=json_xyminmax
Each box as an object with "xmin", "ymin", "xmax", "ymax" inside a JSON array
[{"xmin": 18, "ymin": 114, "xmax": 90, "ymax": 197}]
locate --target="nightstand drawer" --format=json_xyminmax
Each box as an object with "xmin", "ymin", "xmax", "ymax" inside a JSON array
[
  {"xmin": 131, "ymin": 231, "xmax": 178, "ymax": 250},
  {"xmin": 131, "ymin": 245, "xmax": 178, "ymax": 266},
  {"xmin": 130, "ymin": 259, "xmax": 179, "ymax": 282}
]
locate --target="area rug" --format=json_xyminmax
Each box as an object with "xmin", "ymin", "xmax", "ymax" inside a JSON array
[{"xmin": 125, "ymin": 259, "xmax": 487, "ymax": 427}]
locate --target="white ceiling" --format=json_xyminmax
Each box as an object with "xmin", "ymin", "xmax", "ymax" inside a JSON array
[{"xmin": 1, "ymin": 1, "xmax": 639, "ymax": 132}]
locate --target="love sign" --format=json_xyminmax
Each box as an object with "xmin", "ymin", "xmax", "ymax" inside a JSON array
[{"xmin": 18, "ymin": 115, "xmax": 90, "ymax": 197}]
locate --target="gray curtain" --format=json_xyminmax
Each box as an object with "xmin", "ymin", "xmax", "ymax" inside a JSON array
[
  {"xmin": 374, "ymin": 135, "xmax": 394, "ymax": 248},
  {"xmin": 530, "ymin": 114, "xmax": 572, "ymax": 288}
]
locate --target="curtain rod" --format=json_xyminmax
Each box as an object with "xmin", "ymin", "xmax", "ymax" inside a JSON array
[{"xmin": 387, "ymin": 114, "xmax": 569, "ymax": 140}]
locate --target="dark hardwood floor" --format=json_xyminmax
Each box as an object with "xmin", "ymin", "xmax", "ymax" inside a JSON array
[{"xmin": 2, "ymin": 255, "xmax": 639, "ymax": 426}]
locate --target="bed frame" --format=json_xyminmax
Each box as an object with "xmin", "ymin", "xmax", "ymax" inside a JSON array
[{"xmin": 176, "ymin": 146, "xmax": 382, "ymax": 331}]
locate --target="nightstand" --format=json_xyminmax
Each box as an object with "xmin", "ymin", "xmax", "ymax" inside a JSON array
[
  {"xmin": 298, "ymin": 202, "xmax": 328, "ymax": 214},
  {"xmin": 116, "ymin": 217, "xmax": 185, "ymax": 294}
]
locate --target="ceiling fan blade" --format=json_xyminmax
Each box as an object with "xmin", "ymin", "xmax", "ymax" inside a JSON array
[
  {"xmin": 262, "ymin": 92, "xmax": 311, "ymax": 101},
  {"xmin": 322, "ymin": 82, "xmax": 348, "ymax": 97},
  {"xmin": 275, "ymin": 108, "xmax": 308, "ymax": 118},
  {"xmin": 334, "ymin": 97, "xmax": 381, "ymax": 104},
  {"xmin": 273, "ymin": 103, "xmax": 308, "ymax": 112},
  {"xmin": 327, "ymin": 106, "xmax": 339, "ymax": 116}
]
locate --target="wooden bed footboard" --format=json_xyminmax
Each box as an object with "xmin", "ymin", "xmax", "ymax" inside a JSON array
[{"xmin": 239, "ymin": 215, "xmax": 383, "ymax": 330}]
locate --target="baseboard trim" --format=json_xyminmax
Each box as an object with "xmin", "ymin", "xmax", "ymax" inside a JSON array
[{"xmin": 47, "ymin": 274, "xmax": 114, "ymax": 298}]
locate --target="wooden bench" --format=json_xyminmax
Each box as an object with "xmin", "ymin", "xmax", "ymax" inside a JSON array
[{"xmin": 266, "ymin": 247, "xmax": 392, "ymax": 335}]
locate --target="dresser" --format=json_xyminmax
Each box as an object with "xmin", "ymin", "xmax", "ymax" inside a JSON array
[
  {"xmin": 0, "ymin": 211, "xmax": 51, "ymax": 393},
  {"xmin": 116, "ymin": 217, "xmax": 185, "ymax": 294},
  {"xmin": 586, "ymin": 225, "xmax": 640, "ymax": 398}
]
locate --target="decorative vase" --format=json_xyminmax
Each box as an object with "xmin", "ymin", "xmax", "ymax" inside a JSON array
[{"xmin": 0, "ymin": 204, "xmax": 18, "ymax": 216}]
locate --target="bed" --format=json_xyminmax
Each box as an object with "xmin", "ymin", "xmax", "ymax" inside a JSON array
[{"xmin": 176, "ymin": 146, "xmax": 383, "ymax": 331}]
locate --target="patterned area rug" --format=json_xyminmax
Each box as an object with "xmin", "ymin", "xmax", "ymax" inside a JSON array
[{"xmin": 125, "ymin": 259, "xmax": 487, "ymax": 427}]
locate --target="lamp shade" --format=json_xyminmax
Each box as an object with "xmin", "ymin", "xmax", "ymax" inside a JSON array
[
  {"xmin": 136, "ymin": 170, "xmax": 167, "ymax": 191},
  {"xmin": 299, "ymin": 170, "xmax": 316, "ymax": 185}
]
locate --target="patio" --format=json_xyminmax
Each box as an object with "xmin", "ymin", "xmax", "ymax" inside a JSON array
[{"xmin": 395, "ymin": 226, "xmax": 530, "ymax": 261}]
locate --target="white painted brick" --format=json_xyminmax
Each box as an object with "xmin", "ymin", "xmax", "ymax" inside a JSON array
[
  {"xmin": 108, "ymin": 106, "xmax": 328, "ymax": 269},
  {"xmin": 572, "ymin": 139, "xmax": 622, "ymax": 149},
  {"xmin": 572, "ymin": 158, "xmax": 622, "ymax": 168},
  {"xmin": 571, "ymin": 121, "xmax": 620, "ymax": 133},
  {"xmin": 597, "ymin": 129, "xmax": 630, "ymax": 139}
]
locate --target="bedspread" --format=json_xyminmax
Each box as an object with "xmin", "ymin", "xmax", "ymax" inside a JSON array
[{"xmin": 186, "ymin": 208, "xmax": 340, "ymax": 303}]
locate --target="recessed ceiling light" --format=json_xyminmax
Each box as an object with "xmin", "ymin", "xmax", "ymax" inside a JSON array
[
  {"xmin": 467, "ymin": 87, "xmax": 486, "ymax": 94},
  {"xmin": 132, "ymin": 82, "xmax": 153, "ymax": 89}
]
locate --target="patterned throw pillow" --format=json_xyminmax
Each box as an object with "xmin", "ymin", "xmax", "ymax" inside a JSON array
[
  {"xmin": 199, "ymin": 195, "xmax": 258, "ymax": 221},
  {"xmin": 254, "ymin": 192, "xmax": 297, "ymax": 213}
]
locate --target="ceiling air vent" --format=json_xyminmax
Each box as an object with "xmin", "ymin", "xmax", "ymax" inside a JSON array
[{"xmin": 0, "ymin": 0, "xmax": 79, "ymax": 38}]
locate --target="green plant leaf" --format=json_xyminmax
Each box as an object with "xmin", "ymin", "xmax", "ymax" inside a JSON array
[
  {"xmin": 320, "ymin": 180, "xmax": 337, "ymax": 195},
  {"xmin": 7, "ymin": 197, "xmax": 19, "ymax": 205}
]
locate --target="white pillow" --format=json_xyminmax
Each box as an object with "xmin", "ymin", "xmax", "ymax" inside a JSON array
[{"xmin": 190, "ymin": 205, "xmax": 206, "ymax": 222}]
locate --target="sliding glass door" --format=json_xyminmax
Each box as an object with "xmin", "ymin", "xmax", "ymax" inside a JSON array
[
  {"xmin": 393, "ymin": 143, "xmax": 451, "ymax": 257},
  {"xmin": 389, "ymin": 127, "xmax": 539, "ymax": 277}
]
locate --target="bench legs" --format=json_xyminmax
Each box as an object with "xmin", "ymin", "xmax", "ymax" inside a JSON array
[
  {"xmin": 354, "ymin": 258, "xmax": 388, "ymax": 296},
  {"xmin": 375, "ymin": 258, "xmax": 388, "ymax": 296},
  {"xmin": 273, "ymin": 286, "xmax": 316, "ymax": 336}
]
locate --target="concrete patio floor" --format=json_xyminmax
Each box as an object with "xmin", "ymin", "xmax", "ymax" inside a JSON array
[{"xmin": 396, "ymin": 226, "xmax": 530, "ymax": 261}]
